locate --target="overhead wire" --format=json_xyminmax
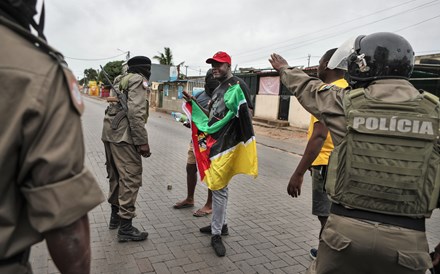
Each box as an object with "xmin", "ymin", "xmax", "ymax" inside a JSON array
[
  {"xmin": 239, "ymin": 0, "xmax": 439, "ymax": 66},
  {"xmin": 394, "ymin": 14, "xmax": 440, "ymax": 32},
  {"xmin": 234, "ymin": 0, "xmax": 419, "ymax": 58},
  {"xmin": 64, "ymin": 53, "xmax": 126, "ymax": 61}
]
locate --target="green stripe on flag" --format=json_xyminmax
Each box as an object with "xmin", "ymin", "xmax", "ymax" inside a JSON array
[{"xmin": 191, "ymin": 84, "xmax": 246, "ymax": 134}]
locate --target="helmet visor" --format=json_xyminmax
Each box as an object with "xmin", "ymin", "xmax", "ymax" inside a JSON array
[{"xmin": 327, "ymin": 36, "xmax": 359, "ymax": 70}]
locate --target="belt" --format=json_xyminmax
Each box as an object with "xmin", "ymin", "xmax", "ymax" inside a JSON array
[
  {"xmin": 0, "ymin": 249, "xmax": 30, "ymax": 266},
  {"xmin": 331, "ymin": 203, "xmax": 426, "ymax": 231}
]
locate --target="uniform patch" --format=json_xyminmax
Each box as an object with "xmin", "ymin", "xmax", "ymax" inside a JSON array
[
  {"xmin": 319, "ymin": 84, "xmax": 334, "ymax": 91},
  {"xmin": 63, "ymin": 67, "xmax": 84, "ymax": 114},
  {"xmin": 142, "ymin": 80, "xmax": 149, "ymax": 89}
]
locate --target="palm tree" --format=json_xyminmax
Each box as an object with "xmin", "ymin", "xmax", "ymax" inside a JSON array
[{"xmin": 153, "ymin": 47, "xmax": 174, "ymax": 65}]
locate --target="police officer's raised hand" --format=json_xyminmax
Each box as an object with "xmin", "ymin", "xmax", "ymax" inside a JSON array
[
  {"xmin": 287, "ymin": 171, "xmax": 303, "ymax": 198},
  {"xmin": 269, "ymin": 53, "xmax": 289, "ymax": 72},
  {"xmin": 138, "ymin": 144, "xmax": 151, "ymax": 158}
]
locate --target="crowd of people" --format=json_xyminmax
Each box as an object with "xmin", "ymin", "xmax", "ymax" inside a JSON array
[{"xmin": 1, "ymin": 0, "xmax": 439, "ymax": 273}]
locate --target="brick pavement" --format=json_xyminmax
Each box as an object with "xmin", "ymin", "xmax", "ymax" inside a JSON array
[{"xmin": 29, "ymin": 97, "xmax": 440, "ymax": 274}]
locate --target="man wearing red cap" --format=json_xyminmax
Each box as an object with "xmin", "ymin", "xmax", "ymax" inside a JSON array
[{"xmin": 197, "ymin": 51, "xmax": 254, "ymax": 257}]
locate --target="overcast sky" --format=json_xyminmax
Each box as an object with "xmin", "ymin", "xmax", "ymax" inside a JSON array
[{"xmin": 36, "ymin": 0, "xmax": 440, "ymax": 78}]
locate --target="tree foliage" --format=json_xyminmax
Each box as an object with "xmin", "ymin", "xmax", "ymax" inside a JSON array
[
  {"xmin": 153, "ymin": 47, "xmax": 174, "ymax": 65},
  {"xmin": 98, "ymin": 60, "xmax": 124, "ymax": 86},
  {"xmin": 81, "ymin": 68, "xmax": 98, "ymax": 85}
]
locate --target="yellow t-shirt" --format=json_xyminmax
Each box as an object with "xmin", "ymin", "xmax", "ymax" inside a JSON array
[{"xmin": 307, "ymin": 78, "xmax": 348, "ymax": 166}]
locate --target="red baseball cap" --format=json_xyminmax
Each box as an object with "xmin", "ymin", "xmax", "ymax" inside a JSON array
[{"xmin": 206, "ymin": 51, "xmax": 231, "ymax": 65}]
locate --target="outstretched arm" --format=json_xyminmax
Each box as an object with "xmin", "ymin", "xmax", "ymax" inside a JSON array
[
  {"xmin": 287, "ymin": 121, "xmax": 328, "ymax": 197},
  {"xmin": 44, "ymin": 215, "xmax": 91, "ymax": 274}
]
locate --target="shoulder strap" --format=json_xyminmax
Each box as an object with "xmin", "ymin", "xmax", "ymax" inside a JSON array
[
  {"xmin": 119, "ymin": 73, "xmax": 136, "ymax": 92},
  {"xmin": 347, "ymin": 88, "xmax": 365, "ymax": 100},
  {"xmin": 343, "ymin": 88, "xmax": 365, "ymax": 117},
  {"xmin": 421, "ymin": 90, "xmax": 440, "ymax": 105}
]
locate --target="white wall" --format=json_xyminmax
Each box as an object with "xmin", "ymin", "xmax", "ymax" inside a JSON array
[
  {"xmin": 254, "ymin": 95, "xmax": 279, "ymax": 120},
  {"xmin": 288, "ymin": 97, "xmax": 310, "ymax": 129}
]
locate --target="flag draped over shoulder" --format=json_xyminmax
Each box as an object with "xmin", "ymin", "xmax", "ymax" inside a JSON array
[{"xmin": 182, "ymin": 84, "xmax": 258, "ymax": 190}]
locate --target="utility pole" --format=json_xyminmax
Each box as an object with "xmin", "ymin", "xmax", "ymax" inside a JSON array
[
  {"xmin": 185, "ymin": 65, "xmax": 188, "ymax": 78},
  {"xmin": 117, "ymin": 48, "xmax": 130, "ymax": 60},
  {"xmin": 307, "ymin": 54, "xmax": 311, "ymax": 67}
]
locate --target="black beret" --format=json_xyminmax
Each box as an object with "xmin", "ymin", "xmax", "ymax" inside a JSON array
[{"xmin": 127, "ymin": 56, "xmax": 151, "ymax": 67}]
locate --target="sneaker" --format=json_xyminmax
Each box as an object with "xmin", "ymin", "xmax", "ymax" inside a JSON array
[
  {"xmin": 309, "ymin": 248, "xmax": 318, "ymax": 260},
  {"xmin": 211, "ymin": 235, "xmax": 226, "ymax": 257},
  {"xmin": 199, "ymin": 224, "xmax": 229, "ymax": 236}
]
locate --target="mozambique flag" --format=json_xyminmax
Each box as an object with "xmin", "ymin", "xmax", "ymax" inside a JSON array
[{"xmin": 183, "ymin": 83, "xmax": 258, "ymax": 190}]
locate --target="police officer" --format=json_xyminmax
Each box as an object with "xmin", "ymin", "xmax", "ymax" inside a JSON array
[
  {"xmin": 269, "ymin": 32, "xmax": 440, "ymax": 273},
  {"xmin": 101, "ymin": 56, "xmax": 151, "ymax": 242},
  {"xmin": 0, "ymin": 1, "xmax": 105, "ymax": 273}
]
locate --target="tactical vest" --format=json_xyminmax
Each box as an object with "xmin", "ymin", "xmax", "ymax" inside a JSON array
[{"xmin": 326, "ymin": 88, "xmax": 440, "ymax": 218}]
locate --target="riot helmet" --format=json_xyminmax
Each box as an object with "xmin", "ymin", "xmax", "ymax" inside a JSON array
[
  {"xmin": 327, "ymin": 36, "xmax": 357, "ymax": 71},
  {"xmin": 329, "ymin": 33, "xmax": 414, "ymax": 86},
  {"xmin": 349, "ymin": 32, "xmax": 414, "ymax": 81}
]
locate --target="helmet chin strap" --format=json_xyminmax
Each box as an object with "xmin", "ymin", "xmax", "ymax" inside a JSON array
[
  {"xmin": 30, "ymin": 0, "xmax": 45, "ymax": 40},
  {"xmin": 344, "ymin": 73, "xmax": 370, "ymax": 89}
]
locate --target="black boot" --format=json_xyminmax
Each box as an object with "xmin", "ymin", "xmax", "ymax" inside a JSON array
[
  {"xmin": 109, "ymin": 205, "xmax": 120, "ymax": 230},
  {"xmin": 117, "ymin": 218, "xmax": 148, "ymax": 242}
]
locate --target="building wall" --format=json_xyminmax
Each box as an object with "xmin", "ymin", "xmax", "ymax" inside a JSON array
[
  {"xmin": 162, "ymin": 83, "xmax": 184, "ymax": 113},
  {"xmin": 151, "ymin": 64, "xmax": 171, "ymax": 82},
  {"xmin": 159, "ymin": 80, "xmax": 204, "ymax": 113},
  {"xmin": 288, "ymin": 97, "xmax": 310, "ymax": 129},
  {"xmin": 252, "ymin": 74, "xmax": 310, "ymax": 128},
  {"xmin": 253, "ymin": 95, "xmax": 310, "ymax": 129},
  {"xmin": 415, "ymin": 53, "xmax": 440, "ymax": 64},
  {"xmin": 254, "ymin": 95, "xmax": 279, "ymax": 120},
  {"xmin": 154, "ymin": 73, "xmax": 313, "ymax": 128}
]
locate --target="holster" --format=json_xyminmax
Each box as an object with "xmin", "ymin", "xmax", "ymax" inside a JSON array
[{"xmin": 111, "ymin": 111, "xmax": 127, "ymax": 130}]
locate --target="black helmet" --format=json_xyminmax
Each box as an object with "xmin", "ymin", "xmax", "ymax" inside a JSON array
[{"xmin": 347, "ymin": 32, "xmax": 414, "ymax": 82}]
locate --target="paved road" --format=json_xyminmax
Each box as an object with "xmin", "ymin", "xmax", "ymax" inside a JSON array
[{"xmin": 30, "ymin": 96, "xmax": 440, "ymax": 274}]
